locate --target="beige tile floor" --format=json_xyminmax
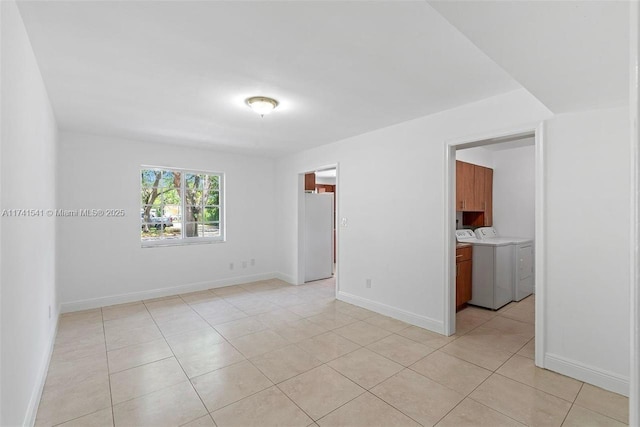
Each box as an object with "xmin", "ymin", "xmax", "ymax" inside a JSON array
[{"xmin": 36, "ymin": 279, "xmax": 629, "ymax": 427}]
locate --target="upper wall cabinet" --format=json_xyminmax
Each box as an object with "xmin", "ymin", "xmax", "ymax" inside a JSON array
[
  {"xmin": 456, "ymin": 160, "xmax": 493, "ymax": 226},
  {"xmin": 304, "ymin": 173, "xmax": 316, "ymax": 191}
]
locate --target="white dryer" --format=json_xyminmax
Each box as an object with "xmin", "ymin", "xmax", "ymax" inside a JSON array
[
  {"xmin": 455, "ymin": 230, "xmax": 513, "ymax": 310},
  {"xmin": 475, "ymin": 227, "xmax": 534, "ymax": 301}
]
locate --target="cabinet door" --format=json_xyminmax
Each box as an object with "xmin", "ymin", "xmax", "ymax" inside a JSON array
[
  {"xmin": 456, "ymin": 161, "xmax": 475, "ymax": 211},
  {"xmin": 471, "ymin": 166, "xmax": 485, "ymax": 211},
  {"xmin": 304, "ymin": 173, "xmax": 316, "ymax": 191},
  {"xmin": 483, "ymin": 167, "xmax": 493, "ymax": 226},
  {"xmin": 456, "ymin": 259, "xmax": 472, "ymax": 308},
  {"xmin": 460, "ymin": 260, "xmax": 472, "ymax": 303},
  {"xmin": 456, "ymin": 161, "xmax": 464, "ymax": 211}
]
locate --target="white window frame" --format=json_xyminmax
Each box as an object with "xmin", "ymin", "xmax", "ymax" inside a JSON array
[{"xmin": 141, "ymin": 166, "xmax": 225, "ymax": 247}]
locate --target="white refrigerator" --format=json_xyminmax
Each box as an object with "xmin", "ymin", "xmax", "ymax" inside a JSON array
[{"xmin": 304, "ymin": 193, "xmax": 334, "ymax": 282}]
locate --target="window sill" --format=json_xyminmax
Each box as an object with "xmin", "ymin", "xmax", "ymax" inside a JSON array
[{"xmin": 141, "ymin": 238, "xmax": 225, "ymax": 248}]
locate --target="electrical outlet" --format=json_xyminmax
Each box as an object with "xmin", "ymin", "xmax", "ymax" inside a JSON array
[
  {"xmin": 250, "ymin": 258, "xmax": 255, "ymax": 266},
  {"xmin": 341, "ymin": 217, "xmax": 348, "ymax": 227},
  {"xmin": 366, "ymin": 279, "xmax": 372, "ymax": 288},
  {"xmin": 229, "ymin": 262, "xmax": 234, "ymax": 270},
  {"xmin": 242, "ymin": 261, "xmax": 247, "ymax": 268},
  {"xmin": 48, "ymin": 305, "xmax": 51, "ymax": 319}
]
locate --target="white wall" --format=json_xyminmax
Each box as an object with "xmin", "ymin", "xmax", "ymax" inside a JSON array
[
  {"xmin": 492, "ymin": 145, "xmax": 535, "ymax": 238},
  {"xmin": 544, "ymin": 107, "xmax": 630, "ymax": 394},
  {"xmin": 0, "ymin": 2, "xmax": 59, "ymax": 425},
  {"xmin": 275, "ymin": 89, "xmax": 552, "ymax": 330},
  {"xmin": 57, "ymin": 132, "xmax": 277, "ymax": 311},
  {"xmin": 455, "ymin": 146, "xmax": 493, "ymax": 168},
  {"xmin": 277, "ymin": 92, "xmax": 632, "ymax": 394}
]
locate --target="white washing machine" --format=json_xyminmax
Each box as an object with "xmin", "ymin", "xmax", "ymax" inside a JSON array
[
  {"xmin": 475, "ymin": 227, "xmax": 534, "ymax": 301},
  {"xmin": 455, "ymin": 229, "xmax": 514, "ymax": 310}
]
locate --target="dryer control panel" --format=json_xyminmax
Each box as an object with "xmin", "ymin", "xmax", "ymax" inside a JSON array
[{"xmin": 475, "ymin": 227, "xmax": 498, "ymax": 239}]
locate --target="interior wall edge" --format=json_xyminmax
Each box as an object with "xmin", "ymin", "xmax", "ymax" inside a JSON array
[
  {"xmin": 629, "ymin": 0, "xmax": 640, "ymax": 423},
  {"xmin": 275, "ymin": 272, "xmax": 296, "ymax": 286},
  {"xmin": 22, "ymin": 308, "xmax": 59, "ymax": 427}
]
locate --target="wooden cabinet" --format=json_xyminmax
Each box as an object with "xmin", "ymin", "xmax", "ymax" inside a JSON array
[
  {"xmin": 483, "ymin": 167, "xmax": 493, "ymax": 226},
  {"xmin": 456, "ymin": 161, "xmax": 475, "ymax": 211},
  {"xmin": 456, "ymin": 246, "xmax": 472, "ymax": 310},
  {"xmin": 304, "ymin": 173, "xmax": 316, "ymax": 191},
  {"xmin": 456, "ymin": 161, "xmax": 493, "ymax": 226}
]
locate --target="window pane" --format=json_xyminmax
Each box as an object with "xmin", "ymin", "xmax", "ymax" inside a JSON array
[
  {"xmin": 142, "ymin": 168, "xmax": 223, "ymax": 244},
  {"xmin": 185, "ymin": 187, "xmax": 204, "ymax": 209},
  {"xmin": 184, "ymin": 222, "xmax": 199, "ymax": 237},
  {"xmin": 203, "ymin": 207, "xmax": 219, "ymax": 222},
  {"xmin": 164, "ymin": 204, "xmax": 181, "ymax": 222},
  {"xmin": 160, "ymin": 188, "xmax": 180, "ymax": 205},
  {"xmin": 206, "ymin": 191, "xmax": 219, "ymax": 206},
  {"xmin": 184, "ymin": 205, "xmax": 201, "ymax": 222},
  {"xmin": 207, "ymin": 175, "xmax": 219, "ymax": 191},
  {"xmin": 141, "ymin": 205, "xmax": 154, "ymax": 222},
  {"xmin": 203, "ymin": 222, "xmax": 220, "ymax": 237},
  {"xmin": 141, "ymin": 169, "xmax": 162, "ymax": 188},
  {"xmin": 150, "ymin": 200, "xmax": 165, "ymax": 217},
  {"xmin": 160, "ymin": 170, "xmax": 175, "ymax": 185},
  {"xmin": 185, "ymin": 173, "xmax": 202, "ymax": 189}
]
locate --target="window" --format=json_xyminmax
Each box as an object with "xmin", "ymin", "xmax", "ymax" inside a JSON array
[{"xmin": 141, "ymin": 167, "xmax": 223, "ymax": 246}]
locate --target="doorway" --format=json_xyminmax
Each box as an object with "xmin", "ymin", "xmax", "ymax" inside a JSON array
[
  {"xmin": 297, "ymin": 165, "xmax": 339, "ymax": 294},
  {"xmin": 445, "ymin": 124, "xmax": 545, "ymax": 368}
]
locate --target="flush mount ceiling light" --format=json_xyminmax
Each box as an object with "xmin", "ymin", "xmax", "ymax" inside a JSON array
[{"xmin": 245, "ymin": 96, "xmax": 279, "ymax": 117}]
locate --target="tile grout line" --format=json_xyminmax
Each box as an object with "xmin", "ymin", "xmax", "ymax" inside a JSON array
[
  {"xmin": 570, "ymin": 382, "xmax": 630, "ymax": 424},
  {"xmin": 105, "ymin": 306, "xmax": 197, "ymax": 407},
  {"xmin": 175, "ymin": 290, "xmax": 291, "ymax": 422},
  {"xmin": 178, "ymin": 286, "xmax": 317, "ymax": 422},
  {"xmin": 39, "ymin": 283, "xmax": 382, "ymax": 425},
  {"xmin": 429, "ymin": 310, "xmax": 522, "ymax": 426},
  {"xmin": 144, "ymin": 295, "xmax": 214, "ymax": 425},
  {"xmin": 439, "ymin": 302, "xmax": 576, "ymax": 426},
  {"xmin": 101, "ymin": 307, "xmax": 116, "ymax": 427},
  {"xmin": 52, "ymin": 286, "xmax": 599, "ymax": 427},
  {"xmin": 176, "ymin": 284, "xmax": 328, "ymax": 425},
  {"xmin": 47, "ymin": 308, "xmax": 113, "ymax": 426},
  {"xmin": 112, "ymin": 286, "xmax": 455, "ymax": 425},
  {"xmin": 359, "ymin": 366, "xmax": 442, "ymax": 426}
]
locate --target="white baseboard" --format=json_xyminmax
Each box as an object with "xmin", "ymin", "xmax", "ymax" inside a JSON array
[
  {"xmin": 24, "ymin": 306, "xmax": 60, "ymax": 427},
  {"xmin": 61, "ymin": 273, "xmax": 278, "ymax": 313},
  {"xmin": 275, "ymin": 272, "xmax": 296, "ymax": 285},
  {"xmin": 545, "ymin": 353, "xmax": 629, "ymax": 397},
  {"xmin": 337, "ymin": 291, "xmax": 444, "ymax": 334}
]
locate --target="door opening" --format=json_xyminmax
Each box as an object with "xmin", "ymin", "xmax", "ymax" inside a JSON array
[
  {"xmin": 445, "ymin": 124, "xmax": 545, "ymax": 368},
  {"xmin": 297, "ymin": 165, "xmax": 338, "ymax": 294}
]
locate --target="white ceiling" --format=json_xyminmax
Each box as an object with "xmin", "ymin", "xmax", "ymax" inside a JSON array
[
  {"xmin": 429, "ymin": 0, "xmax": 630, "ymax": 114},
  {"xmin": 17, "ymin": 1, "xmax": 630, "ymax": 157},
  {"xmin": 17, "ymin": 1, "xmax": 521, "ymax": 157}
]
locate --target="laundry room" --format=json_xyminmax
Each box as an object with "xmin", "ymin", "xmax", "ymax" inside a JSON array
[{"xmin": 454, "ymin": 134, "xmax": 536, "ymax": 315}]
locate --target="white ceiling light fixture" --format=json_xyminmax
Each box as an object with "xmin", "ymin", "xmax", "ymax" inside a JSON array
[{"xmin": 245, "ymin": 96, "xmax": 279, "ymax": 117}]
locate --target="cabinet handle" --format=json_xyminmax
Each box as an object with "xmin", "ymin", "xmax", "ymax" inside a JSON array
[{"xmin": 456, "ymin": 255, "xmax": 463, "ymax": 258}]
